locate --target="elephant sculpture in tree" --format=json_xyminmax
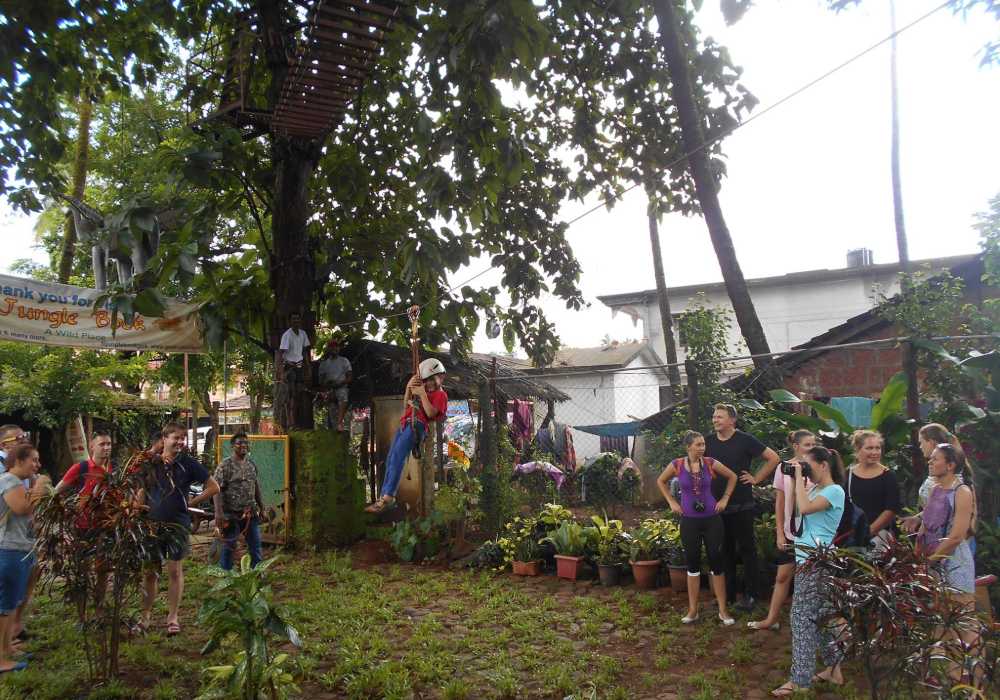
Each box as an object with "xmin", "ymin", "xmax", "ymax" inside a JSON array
[{"xmin": 57, "ymin": 194, "xmax": 162, "ymax": 291}]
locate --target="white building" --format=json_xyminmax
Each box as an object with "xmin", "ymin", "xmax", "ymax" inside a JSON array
[
  {"xmin": 488, "ymin": 342, "xmax": 668, "ymax": 462},
  {"xmin": 598, "ymin": 251, "xmax": 976, "ymax": 375}
]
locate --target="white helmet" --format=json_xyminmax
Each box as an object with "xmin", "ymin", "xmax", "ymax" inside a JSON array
[{"xmin": 419, "ymin": 358, "xmax": 446, "ymax": 380}]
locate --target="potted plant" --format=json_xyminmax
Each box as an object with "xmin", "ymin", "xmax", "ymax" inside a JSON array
[
  {"xmin": 508, "ymin": 518, "xmax": 542, "ymax": 576},
  {"xmin": 591, "ymin": 512, "xmax": 625, "ymax": 586},
  {"xmin": 664, "ymin": 540, "xmax": 688, "ymax": 593},
  {"xmin": 512, "ymin": 529, "xmax": 543, "ymax": 576},
  {"xmin": 628, "ymin": 526, "xmax": 660, "ymax": 589},
  {"xmin": 540, "ymin": 521, "xmax": 591, "ymax": 581}
]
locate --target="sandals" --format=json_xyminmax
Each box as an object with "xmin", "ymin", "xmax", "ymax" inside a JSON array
[
  {"xmin": 131, "ymin": 620, "xmax": 149, "ymax": 637},
  {"xmin": 812, "ymin": 669, "xmax": 844, "ymax": 686},
  {"xmin": 364, "ymin": 496, "xmax": 395, "ymax": 514},
  {"xmin": 771, "ymin": 682, "xmax": 798, "ymax": 697},
  {"xmin": 681, "ymin": 612, "xmax": 699, "ymax": 624},
  {"xmin": 166, "ymin": 621, "xmax": 181, "ymax": 636},
  {"xmin": 0, "ymin": 661, "xmax": 28, "ymax": 674},
  {"xmin": 748, "ymin": 620, "xmax": 781, "ymax": 631},
  {"xmin": 718, "ymin": 614, "xmax": 736, "ymax": 626}
]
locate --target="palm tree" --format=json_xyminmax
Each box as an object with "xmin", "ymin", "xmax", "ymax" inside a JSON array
[{"xmin": 652, "ymin": 0, "xmax": 771, "ymax": 370}]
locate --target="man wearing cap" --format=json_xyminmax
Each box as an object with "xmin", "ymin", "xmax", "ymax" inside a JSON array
[
  {"xmin": 317, "ymin": 339, "xmax": 352, "ymax": 431},
  {"xmin": 364, "ymin": 358, "xmax": 447, "ymax": 513}
]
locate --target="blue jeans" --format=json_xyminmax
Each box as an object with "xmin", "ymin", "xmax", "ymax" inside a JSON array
[
  {"xmin": 0, "ymin": 549, "xmax": 34, "ymax": 614},
  {"xmin": 381, "ymin": 422, "xmax": 425, "ymax": 498},
  {"xmin": 219, "ymin": 515, "xmax": 263, "ymax": 571}
]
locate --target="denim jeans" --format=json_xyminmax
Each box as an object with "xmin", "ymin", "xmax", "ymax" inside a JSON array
[
  {"xmin": 219, "ymin": 515, "xmax": 263, "ymax": 571},
  {"xmin": 0, "ymin": 549, "xmax": 34, "ymax": 614},
  {"xmin": 381, "ymin": 422, "xmax": 425, "ymax": 498}
]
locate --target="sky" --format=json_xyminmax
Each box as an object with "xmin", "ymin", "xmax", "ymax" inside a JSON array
[{"xmin": 3, "ymin": 0, "xmax": 998, "ymax": 356}]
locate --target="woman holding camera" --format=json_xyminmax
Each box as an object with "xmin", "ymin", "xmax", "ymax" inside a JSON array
[
  {"xmin": 749, "ymin": 429, "xmax": 816, "ymax": 631},
  {"xmin": 657, "ymin": 430, "xmax": 738, "ymax": 626},
  {"xmin": 772, "ymin": 446, "xmax": 846, "ymax": 697}
]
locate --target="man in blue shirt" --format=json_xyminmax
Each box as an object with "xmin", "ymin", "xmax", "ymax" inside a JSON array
[{"xmin": 138, "ymin": 422, "xmax": 219, "ymax": 636}]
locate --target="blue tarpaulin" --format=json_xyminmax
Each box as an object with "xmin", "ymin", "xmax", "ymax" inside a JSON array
[{"xmin": 572, "ymin": 421, "xmax": 642, "ymax": 437}]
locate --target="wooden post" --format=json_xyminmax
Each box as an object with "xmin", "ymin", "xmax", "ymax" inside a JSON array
[
  {"xmin": 904, "ymin": 339, "xmax": 922, "ymax": 476},
  {"xmin": 685, "ymin": 359, "xmax": 699, "ymax": 430},
  {"xmin": 436, "ymin": 420, "xmax": 446, "ymax": 483},
  {"xmin": 420, "ymin": 427, "xmax": 435, "ymax": 517},
  {"xmin": 479, "ymin": 379, "xmax": 499, "ymax": 536}
]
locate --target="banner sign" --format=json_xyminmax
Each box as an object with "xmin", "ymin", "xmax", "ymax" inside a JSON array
[{"xmin": 0, "ymin": 273, "xmax": 203, "ymax": 353}]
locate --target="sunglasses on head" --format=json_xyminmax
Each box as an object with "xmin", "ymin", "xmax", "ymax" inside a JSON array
[{"xmin": 1, "ymin": 433, "xmax": 27, "ymax": 445}]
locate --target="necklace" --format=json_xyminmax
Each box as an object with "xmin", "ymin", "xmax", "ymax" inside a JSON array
[{"xmin": 688, "ymin": 458, "xmax": 703, "ymax": 496}]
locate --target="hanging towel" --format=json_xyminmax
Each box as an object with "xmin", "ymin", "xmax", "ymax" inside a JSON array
[{"xmin": 830, "ymin": 396, "xmax": 876, "ymax": 429}]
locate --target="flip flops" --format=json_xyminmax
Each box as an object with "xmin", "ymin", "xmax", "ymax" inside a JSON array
[
  {"xmin": 0, "ymin": 661, "xmax": 28, "ymax": 674},
  {"xmin": 166, "ymin": 621, "xmax": 181, "ymax": 636}
]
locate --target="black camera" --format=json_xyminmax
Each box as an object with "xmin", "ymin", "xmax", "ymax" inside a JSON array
[{"xmin": 780, "ymin": 460, "xmax": 811, "ymax": 479}]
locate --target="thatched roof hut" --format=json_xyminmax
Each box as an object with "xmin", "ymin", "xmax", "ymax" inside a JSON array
[{"xmin": 341, "ymin": 339, "xmax": 569, "ymax": 404}]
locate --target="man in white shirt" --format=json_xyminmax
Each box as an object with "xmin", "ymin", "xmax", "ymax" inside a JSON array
[
  {"xmin": 277, "ymin": 312, "xmax": 312, "ymax": 430},
  {"xmin": 317, "ymin": 339, "xmax": 352, "ymax": 430}
]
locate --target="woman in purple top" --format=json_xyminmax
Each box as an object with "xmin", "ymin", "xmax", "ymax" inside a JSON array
[{"xmin": 658, "ymin": 430, "xmax": 738, "ymax": 626}]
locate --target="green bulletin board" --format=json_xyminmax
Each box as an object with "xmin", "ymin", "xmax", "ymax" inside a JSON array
[{"xmin": 217, "ymin": 435, "xmax": 290, "ymax": 543}]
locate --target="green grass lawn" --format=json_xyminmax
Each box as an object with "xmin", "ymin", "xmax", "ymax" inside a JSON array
[{"xmin": 0, "ymin": 550, "xmax": 865, "ymax": 699}]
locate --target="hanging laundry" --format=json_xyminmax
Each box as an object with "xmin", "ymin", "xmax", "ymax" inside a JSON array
[{"xmin": 511, "ymin": 399, "xmax": 534, "ymax": 464}]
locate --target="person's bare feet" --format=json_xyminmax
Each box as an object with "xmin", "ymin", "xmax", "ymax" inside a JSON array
[{"xmin": 813, "ymin": 666, "xmax": 844, "ymax": 685}]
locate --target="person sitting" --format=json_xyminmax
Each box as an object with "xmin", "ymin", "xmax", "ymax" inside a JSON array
[
  {"xmin": 773, "ymin": 446, "xmax": 846, "ymax": 697},
  {"xmin": 317, "ymin": 338, "xmax": 352, "ymax": 431},
  {"xmin": 0, "ymin": 443, "xmax": 50, "ymax": 673},
  {"xmin": 213, "ymin": 432, "xmax": 265, "ymax": 570},
  {"xmin": 365, "ymin": 358, "xmax": 447, "ymax": 513},
  {"xmin": 657, "ymin": 430, "xmax": 738, "ymax": 626}
]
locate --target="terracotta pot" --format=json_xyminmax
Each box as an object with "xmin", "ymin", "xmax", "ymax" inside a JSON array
[
  {"xmin": 668, "ymin": 565, "xmax": 688, "ymax": 593},
  {"xmin": 631, "ymin": 559, "xmax": 660, "ymax": 589},
  {"xmin": 554, "ymin": 554, "xmax": 586, "ymax": 581},
  {"xmin": 512, "ymin": 560, "xmax": 542, "ymax": 576},
  {"xmin": 597, "ymin": 563, "xmax": 621, "ymax": 587}
]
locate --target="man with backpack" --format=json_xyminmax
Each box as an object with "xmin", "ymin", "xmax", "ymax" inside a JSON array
[
  {"xmin": 55, "ymin": 429, "xmax": 116, "ymax": 621},
  {"xmin": 55, "ymin": 429, "xmax": 115, "ymax": 506}
]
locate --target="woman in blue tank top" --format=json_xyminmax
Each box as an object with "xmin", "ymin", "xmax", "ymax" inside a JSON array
[{"xmin": 657, "ymin": 430, "xmax": 738, "ymax": 626}]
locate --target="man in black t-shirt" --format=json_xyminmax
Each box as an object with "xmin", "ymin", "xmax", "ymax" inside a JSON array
[{"xmin": 705, "ymin": 403, "xmax": 780, "ymax": 611}]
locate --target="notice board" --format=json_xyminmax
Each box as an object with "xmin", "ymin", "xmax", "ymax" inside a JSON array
[{"xmin": 217, "ymin": 434, "xmax": 290, "ymax": 543}]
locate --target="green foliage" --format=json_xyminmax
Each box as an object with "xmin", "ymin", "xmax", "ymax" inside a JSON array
[
  {"xmin": 197, "ymin": 556, "xmax": 301, "ymax": 700},
  {"xmin": 0, "ymin": 341, "xmax": 156, "ymax": 432},
  {"xmin": 540, "ymin": 521, "xmax": 594, "ymax": 557},
  {"xmin": 388, "ymin": 512, "xmax": 448, "ymax": 563},
  {"xmin": 579, "ymin": 453, "xmax": 639, "ymax": 514},
  {"xmin": 628, "ymin": 518, "xmax": 681, "ymax": 564},
  {"xmin": 590, "ymin": 512, "xmax": 626, "ymax": 566},
  {"xmin": 676, "ymin": 294, "xmax": 739, "ymax": 425},
  {"xmin": 33, "ymin": 451, "xmax": 189, "ymax": 681},
  {"xmin": 810, "ymin": 538, "xmax": 994, "ymax": 698}
]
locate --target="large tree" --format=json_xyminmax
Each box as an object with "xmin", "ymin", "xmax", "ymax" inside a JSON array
[
  {"xmin": 652, "ymin": 0, "xmax": 771, "ymax": 370},
  {"xmin": 3, "ymin": 0, "xmax": 763, "ymax": 421}
]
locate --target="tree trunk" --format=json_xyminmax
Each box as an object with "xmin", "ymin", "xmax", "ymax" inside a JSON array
[
  {"xmin": 889, "ymin": 0, "xmax": 908, "ymax": 270},
  {"xmin": 653, "ymin": 0, "xmax": 771, "ymax": 369},
  {"xmin": 59, "ymin": 93, "xmax": 93, "ymax": 283},
  {"xmin": 260, "ymin": 0, "xmax": 319, "ymax": 429},
  {"xmin": 647, "ymin": 208, "xmax": 683, "ymax": 402}
]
